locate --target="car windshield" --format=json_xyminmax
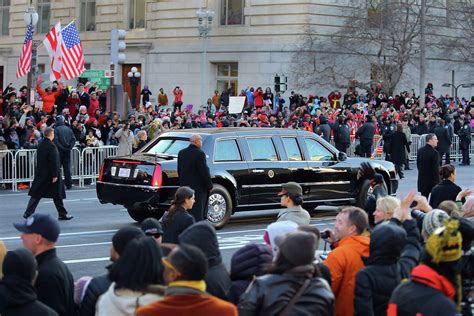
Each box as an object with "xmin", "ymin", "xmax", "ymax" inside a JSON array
[{"xmin": 145, "ymin": 138, "xmax": 188, "ymax": 156}]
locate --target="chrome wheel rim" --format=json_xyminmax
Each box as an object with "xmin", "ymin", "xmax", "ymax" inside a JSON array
[{"xmin": 207, "ymin": 193, "xmax": 227, "ymax": 223}]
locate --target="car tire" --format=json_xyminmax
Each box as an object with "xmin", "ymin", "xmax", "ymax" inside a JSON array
[
  {"xmin": 207, "ymin": 184, "xmax": 233, "ymax": 230},
  {"xmin": 127, "ymin": 208, "xmax": 164, "ymax": 223}
]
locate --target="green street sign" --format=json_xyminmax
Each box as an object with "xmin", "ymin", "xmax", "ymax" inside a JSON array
[{"xmin": 79, "ymin": 70, "xmax": 112, "ymax": 90}]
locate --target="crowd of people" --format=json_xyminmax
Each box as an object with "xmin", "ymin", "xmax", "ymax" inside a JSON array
[
  {"xmin": 0, "ymin": 169, "xmax": 473, "ymax": 315},
  {"xmin": 1, "ymin": 79, "xmax": 472, "ymax": 161}
]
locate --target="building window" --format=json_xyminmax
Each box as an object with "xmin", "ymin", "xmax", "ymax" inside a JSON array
[
  {"xmin": 37, "ymin": 0, "xmax": 51, "ymax": 34},
  {"xmin": 216, "ymin": 63, "xmax": 238, "ymax": 96},
  {"xmin": 220, "ymin": 0, "xmax": 244, "ymax": 26},
  {"xmin": 0, "ymin": 0, "xmax": 10, "ymax": 36},
  {"xmin": 80, "ymin": 0, "xmax": 96, "ymax": 32},
  {"xmin": 129, "ymin": 0, "xmax": 146, "ymax": 29},
  {"xmin": 367, "ymin": 0, "xmax": 387, "ymax": 28}
]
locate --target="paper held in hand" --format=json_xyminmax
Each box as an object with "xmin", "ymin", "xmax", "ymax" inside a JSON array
[{"xmin": 228, "ymin": 96, "xmax": 246, "ymax": 114}]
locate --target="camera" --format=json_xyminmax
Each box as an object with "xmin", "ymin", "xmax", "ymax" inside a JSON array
[{"xmin": 321, "ymin": 231, "xmax": 330, "ymax": 240}]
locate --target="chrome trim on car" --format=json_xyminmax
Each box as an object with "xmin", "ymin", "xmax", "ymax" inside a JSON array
[
  {"xmin": 241, "ymin": 181, "xmax": 351, "ymax": 189},
  {"xmin": 238, "ymin": 197, "xmax": 355, "ymax": 208},
  {"xmin": 97, "ymin": 181, "xmax": 179, "ymax": 190}
]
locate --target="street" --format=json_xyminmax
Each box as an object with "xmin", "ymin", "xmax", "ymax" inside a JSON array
[{"xmin": 1, "ymin": 163, "xmax": 473, "ymax": 280}]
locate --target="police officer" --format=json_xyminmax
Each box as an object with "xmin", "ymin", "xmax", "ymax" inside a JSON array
[
  {"xmin": 458, "ymin": 117, "xmax": 471, "ymax": 166},
  {"xmin": 332, "ymin": 115, "xmax": 351, "ymax": 153},
  {"xmin": 381, "ymin": 116, "xmax": 396, "ymax": 161}
]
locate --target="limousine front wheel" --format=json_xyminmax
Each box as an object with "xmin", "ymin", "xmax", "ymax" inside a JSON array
[{"xmin": 207, "ymin": 184, "xmax": 232, "ymax": 229}]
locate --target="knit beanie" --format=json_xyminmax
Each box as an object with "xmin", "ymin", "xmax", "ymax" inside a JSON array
[
  {"xmin": 422, "ymin": 209, "xmax": 449, "ymax": 240},
  {"xmin": 112, "ymin": 226, "xmax": 145, "ymax": 256}
]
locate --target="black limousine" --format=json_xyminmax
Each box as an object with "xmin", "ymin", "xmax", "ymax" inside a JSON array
[{"xmin": 97, "ymin": 128, "xmax": 398, "ymax": 228}]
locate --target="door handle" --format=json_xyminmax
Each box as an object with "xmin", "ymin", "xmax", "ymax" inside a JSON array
[
  {"xmin": 252, "ymin": 169, "xmax": 264, "ymax": 173},
  {"xmin": 309, "ymin": 167, "xmax": 320, "ymax": 172}
]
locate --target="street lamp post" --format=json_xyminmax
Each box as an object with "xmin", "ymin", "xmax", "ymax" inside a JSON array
[
  {"xmin": 24, "ymin": 6, "xmax": 39, "ymax": 105},
  {"xmin": 196, "ymin": 8, "xmax": 214, "ymax": 109},
  {"xmin": 442, "ymin": 83, "xmax": 474, "ymax": 101},
  {"xmin": 127, "ymin": 67, "xmax": 141, "ymax": 111}
]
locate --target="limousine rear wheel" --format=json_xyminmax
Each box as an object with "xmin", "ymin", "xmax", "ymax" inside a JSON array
[{"xmin": 207, "ymin": 184, "xmax": 232, "ymax": 229}]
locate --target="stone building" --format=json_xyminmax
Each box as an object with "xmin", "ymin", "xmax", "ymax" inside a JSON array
[{"xmin": 0, "ymin": 0, "xmax": 472, "ymax": 107}]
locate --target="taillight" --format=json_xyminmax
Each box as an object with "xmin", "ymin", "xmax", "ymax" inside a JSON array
[
  {"xmin": 98, "ymin": 161, "xmax": 105, "ymax": 181},
  {"xmin": 152, "ymin": 165, "xmax": 162, "ymax": 187}
]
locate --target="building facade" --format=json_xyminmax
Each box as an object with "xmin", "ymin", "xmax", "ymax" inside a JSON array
[{"xmin": 0, "ymin": 0, "xmax": 472, "ymax": 107}]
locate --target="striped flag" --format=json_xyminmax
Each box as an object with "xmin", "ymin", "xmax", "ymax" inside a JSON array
[
  {"xmin": 16, "ymin": 22, "xmax": 33, "ymax": 78},
  {"xmin": 43, "ymin": 22, "xmax": 63, "ymax": 81},
  {"xmin": 60, "ymin": 22, "xmax": 85, "ymax": 80}
]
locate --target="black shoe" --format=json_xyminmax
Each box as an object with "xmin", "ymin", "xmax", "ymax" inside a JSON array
[
  {"xmin": 58, "ymin": 215, "xmax": 74, "ymax": 221},
  {"xmin": 23, "ymin": 212, "xmax": 32, "ymax": 219}
]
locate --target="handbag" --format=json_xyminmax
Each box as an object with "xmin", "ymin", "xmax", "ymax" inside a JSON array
[{"xmin": 278, "ymin": 278, "xmax": 311, "ymax": 316}]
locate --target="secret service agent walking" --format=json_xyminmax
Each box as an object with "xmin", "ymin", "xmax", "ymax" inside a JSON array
[
  {"xmin": 177, "ymin": 134, "xmax": 213, "ymax": 221},
  {"xmin": 23, "ymin": 127, "xmax": 73, "ymax": 220}
]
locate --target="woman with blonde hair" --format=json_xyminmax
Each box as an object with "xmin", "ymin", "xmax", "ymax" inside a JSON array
[{"xmin": 373, "ymin": 196, "xmax": 400, "ymax": 225}]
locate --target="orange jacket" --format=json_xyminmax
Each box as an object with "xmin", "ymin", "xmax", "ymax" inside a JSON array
[
  {"xmin": 36, "ymin": 84, "xmax": 61, "ymax": 113},
  {"xmin": 324, "ymin": 235, "xmax": 370, "ymax": 316}
]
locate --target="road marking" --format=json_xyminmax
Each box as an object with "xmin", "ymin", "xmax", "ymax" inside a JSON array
[
  {"xmin": 0, "ymin": 189, "xmax": 97, "ymax": 197},
  {"xmin": 1, "ymin": 229, "xmax": 117, "ymax": 241},
  {"xmin": 65, "ymin": 257, "xmax": 109, "ymax": 264},
  {"xmin": 57, "ymin": 241, "xmax": 111, "ymax": 248}
]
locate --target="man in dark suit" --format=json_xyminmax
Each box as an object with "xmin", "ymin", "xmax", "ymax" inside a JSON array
[
  {"xmin": 14, "ymin": 214, "xmax": 76, "ymax": 316},
  {"xmin": 433, "ymin": 119, "xmax": 451, "ymax": 166},
  {"xmin": 23, "ymin": 127, "xmax": 73, "ymax": 220},
  {"xmin": 177, "ymin": 134, "xmax": 213, "ymax": 221},
  {"xmin": 356, "ymin": 115, "xmax": 376, "ymax": 158},
  {"xmin": 417, "ymin": 133, "xmax": 440, "ymax": 198}
]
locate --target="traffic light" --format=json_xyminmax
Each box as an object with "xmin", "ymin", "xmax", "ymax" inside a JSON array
[
  {"xmin": 274, "ymin": 74, "xmax": 288, "ymax": 93},
  {"xmin": 111, "ymin": 29, "xmax": 126, "ymax": 64}
]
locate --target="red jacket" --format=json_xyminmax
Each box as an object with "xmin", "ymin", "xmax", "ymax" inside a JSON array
[
  {"xmin": 36, "ymin": 84, "xmax": 61, "ymax": 113},
  {"xmin": 88, "ymin": 98, "xmax": 99, "ymax": 117},
  {"xmin": 253, "ymin": 91, "xmax": 264, "ymax": 107}
]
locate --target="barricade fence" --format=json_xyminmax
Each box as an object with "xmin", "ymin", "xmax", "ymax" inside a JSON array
[{"xmin": 0, "ymin": 136, "xmax": 472, "ymax": 191}]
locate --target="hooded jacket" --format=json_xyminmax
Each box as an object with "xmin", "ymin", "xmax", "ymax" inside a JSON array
[
  {"xmin": 0, "ymin": 276, "xmax": 58, "ymax": 316},
  {"xmin": 178, "ymin": 222, "xmax": 232, "ymax": 301},
  {"xmin": 95, "ymin": 283, "xmax": 162, "ymax": 316},
  {"xmin": 54, "ymin": 116, "xmax": 76, "ymax": 152},
  {"xmin": 354, "ymin": 219, "xmax": 421, "ymax": 316},
  {"xmin": 324, "ymin": 235, "xmax": 370, "ymax": 316},
  {"xmin": 387, "ymin": 264, "xmax": 457, "ymax": 316},
  {"xmin": 229, "ymin": 243, "xmax": 272, "ymax": 304}
]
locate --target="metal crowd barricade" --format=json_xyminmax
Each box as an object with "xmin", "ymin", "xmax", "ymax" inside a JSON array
[
  {"xmin": 14, "ymin": 149, "xmax": 37, "ymax": 191},
  {"xmin": 71, "ymin": 147, "xmax": 81, "ymax": 182},
  {"xmin": 79, "ymin": 146, "xmax": 118, "ymax": 187},
  {"xmin": 0, "ymin": 150, "xmax": 15, "ymax": 190}
]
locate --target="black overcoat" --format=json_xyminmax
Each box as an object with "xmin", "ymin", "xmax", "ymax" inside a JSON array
[
  {"xmin": 433, "ymin": 126, "xmax": 451, "ymax": 153},
  {"xmin": 389, "ymin": 131, "xmax": 410, "ymax": 165},
  {"xmin": 177, "ymin": 144, "xmax": 212, "ymax": 193},
  {"xmin": 416, "ymin": 145, "xmax": 440, "ymax": 194},
  {"xmin": 28, "ymin": 138, "xmax": 66, "ymax": 199}
]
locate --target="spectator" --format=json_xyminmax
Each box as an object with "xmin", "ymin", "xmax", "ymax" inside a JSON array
[
  {"xmin": 133, "ymin": 130, "xmax": 147, "ymax": 153},
  {"xmin": 96, "ymin": 237, "xmax": 164, "ymax": 316},
  {"xmin": 172, "ymin": 86, "xmax": 183, "ymax": 112},
  {"xmin": 253, "ymin": 87, "xmax": 264, "ymax": 111},
  {"xmin": 317, "ymin": 115, "xmax": 331, "ymax": 142},
  {"xmin": 136, "ymin": 244, "xmax": 237, "ymax": 315},
  {"xmin": 389, "ymin": 124, "xmax": 410, "ymax": 179},
  {"xmin": 417, "ymin": 133, "xmax": 440, "ymax": 198},
  {"xmin": 87, "ymin": 91, "xmax": 99, "ymax": 118},
  {"xmin": 140, "ymin": 217, "xmax": 163, "ymax": 244},
  {"xmin": 77, "ymin": 83, "xmax": 90, "ymax": 110},
  {"xmin": 0, "ymin": 248, "xmax": 58, "ymax": 315},
  {"xmin": 355, "ymin": 191, "xmax": 421, "ymax": 316},
  {"xmin": 140, "ymin": 86, "xmax": 152, "ymax": 106},
  {"xmin": 429, "ymin": 164, "xmax": 462, "ymax": 208},
  {"xmin": 79, "ymin": 226, "xmax": 145, "ymax": 316},
  {"xmin": 238, "ymin": 231, "xmax": 335, "ymax": 315},
  {"xmin": 264, "ymin": 220, "xmax": 299, "ymax": 256},
  {"xmin": 179, "ymin": 221, "xmax": 232, "ymax": 301},
  {"xmin": 0, "ymin": 240, "xmax": 6, "ymax": 279},
  {"xmin": 13, "ymin": 214, "xmax": 76, "ymax": 315},
  {"xmin": 212, "ymin": 90, "xmax": 220, "ymax": 110},
  {"xmin": 161, "ymin": 186, "xmax": 196, "ymax": 244},
  {"xmin": 67, "ymin": 91, "xmax": 81, "ymax": 119},
  {"xmin": 276, "ymin": 182, "xmax": 310, "ymax": 225},
  {"xmin": 373, "ymin": 196, "xmax": 400, "ymax": 225},
  {"xmin": 114, "ymin": 121, "xmax": 134, "ymax": 156},
  {"xmin": 36, "ymin": 76, "xmax": 61, "ymax": 114},
  {"xmin": 157, "ymin": 88, "xmax": 168, "ymax": 108},
  {"xmin": 388, "ymin": 219, "xmax": 463, "ymax": 315},
  {"xmin": 228, "ymin": 243, "xmax": 272, "ymax": 304},
  {"xmin": 323, "ymin": 207, "xmax": 370, "ymax": 316},
  {"xmin": 332, "ymin": 116, "xmax": 351, "ymax": 153}
]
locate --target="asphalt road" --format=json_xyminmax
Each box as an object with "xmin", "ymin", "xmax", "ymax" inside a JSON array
[{"xmin": 1, "ymin": 163, "xmax": 473, "ymax": 280}]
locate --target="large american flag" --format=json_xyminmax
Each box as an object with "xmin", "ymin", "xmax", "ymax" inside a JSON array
[
  {"xmin": 60, "ymin": 22, "xmax": 85, "ymax": 80},
  {"xmin": 16, "ymin": 22, "xmax": 33, "ymax": 78}
]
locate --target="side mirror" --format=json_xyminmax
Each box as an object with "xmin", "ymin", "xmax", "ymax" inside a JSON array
[{"xmin": 338, "ymin": 151, "xmax": 347, "ymax": 161}]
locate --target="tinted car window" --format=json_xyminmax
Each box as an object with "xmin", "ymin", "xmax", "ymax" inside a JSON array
[
  {"xmin": 305, "ymin": 138, "xmax": 334, "ymax": 161},
  {"xmin": 215, "ymin": 139, "xmax": 241, "ymax": 162},
  {"xmin": 247, "ymin": 138, "xmax": 278, "ymax": 161},
  {"xmin": 282, "ymin": 137, "xmax": 302, "ymax": 161},
  {"xmin": 146, "ymin": 138, "xmax": 188, "ymax": 156}
]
